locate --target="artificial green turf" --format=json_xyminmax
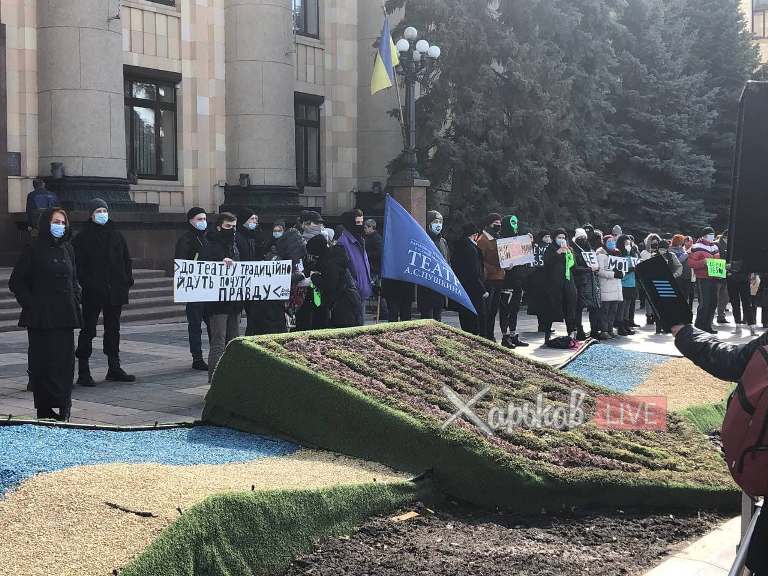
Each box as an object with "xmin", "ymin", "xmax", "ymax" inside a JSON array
[
  {"xmin": 678, "ymin": 399, "xmax": 729, "ymax": 435},
  {"xmin": 121, "ymin": 482, "xmax": 423, "ymax": 576},
  {"xmin": 203, "ymin": 321, "xmax": 739, "ymax": 513}
]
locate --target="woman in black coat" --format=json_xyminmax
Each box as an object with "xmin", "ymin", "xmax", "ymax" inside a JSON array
[
  {"xmin": 9, "ymin": 208, "xmax": 81, "ymax": 420},
  {"xmin": 526, "ymin": 231, "xmax": 551, "ymax": 332},
  {"xmin": 541, "ymin": 228, "xmax": 579, "ymax": 343},
  {"xmin": 451, "ymin": 222, "xmax": 488, "ymax": 335},
  {"xmin": 235, "ymin": 208, "xmax": 269, "ymax": 336},
  {"xmin": 306, "ymin": 235, "xmax": 363, "ymax": 328}
]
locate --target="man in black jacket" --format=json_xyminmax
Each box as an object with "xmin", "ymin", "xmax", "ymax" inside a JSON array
[
  {"xmin": 174, "ymin": 207, "xmax": 210, "ymax": 370},
  {"xmin": 73, "ymin": 198, "xmax": 135, "ymax": 385},
  {"xmin": 672, "ymin": 323, "xmax": 767, "ymax": 575},
  {"xmin": 451, "ymin": 222, "xmax": 489, "ymax": 335}
]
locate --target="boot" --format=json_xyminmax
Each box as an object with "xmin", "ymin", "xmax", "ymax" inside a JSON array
[
  {"xmin": 106, "ymin": 357, "xmax": 136, "ymax": 383},
  {"xmin": 55, "ymin": 405, "xmax": 71, "ymax": 422},
  {"xmin": 501, "ymin": 334, "xmax": 516, "ymax": 349},
  {"xmin": 595, "ymin": 331, "xmax": 610, "ymax": 341},
  {"xmin": 617, "ymin": 327, "xmax": 630, "ymax": 336},
  {"xmin": 36, "ymin": 407, "xmax": 58, "ymax": 419},
  {"xmin": 192, "ymin": 357, "xmax": 209, "ymax": 371},
  {"xmin": 510, "ymin": 334, "xmax": 529, "ymax": 347},
  {"xmin": 77, "ymin": 358, "xmax": 96, "ymax": 387},
  {"xmin": 575, "ymin": 329, "xmax": 588, "ymax": 342}
]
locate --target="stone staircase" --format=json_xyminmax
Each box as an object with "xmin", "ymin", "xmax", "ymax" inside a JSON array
[{"xmin": 0, "ymin": 268, "xmax": 186, "ymax": 333}]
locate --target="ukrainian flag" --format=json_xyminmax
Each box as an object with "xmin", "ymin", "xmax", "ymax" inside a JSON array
[{"xmin": 371, "ymin": 16, "xmax": 400, "ymax": 95}]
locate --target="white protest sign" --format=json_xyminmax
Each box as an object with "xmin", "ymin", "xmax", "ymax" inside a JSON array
[
  {"xmin": 607, "ymin": 256, "xmax": 628, "ymax": 274},
  {"xmin": 583, "ymin": 251, "xmax": 598, "ymax": 268},
  {"xmin": 497, "ymin": 235, "xmax": 534, "ymax": 269},
  {"xmin": 530, "ymin": 244, "xmax": 545, "ymax": 268},
  {"xmin": 174, "ymin": 259, "xmax": 292, "ymax": 303}
]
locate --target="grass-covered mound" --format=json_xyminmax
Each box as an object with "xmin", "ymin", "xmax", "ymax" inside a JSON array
[
  {"xmin": 203, "ymin": 321, "xmax": 738, "ymax": 512},
  {"xmin": 121, "ymin": 482, "xmax": 423, "ymax": 576},
  {"xmin": 678, "ymin": 399, "xmax": 729, "ymax": 435}
]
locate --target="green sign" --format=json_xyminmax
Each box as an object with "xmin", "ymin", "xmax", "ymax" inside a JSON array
[
  {"xmin": 565, "ymin": 251, "xmax": 575, "ymax": 281},
  {"xmin": 313, "ymin": 289, "xmax": 322, "ymax": 308},
  {"xmin": 707, "ymin": 258, "xmax": 726, "ymax": 279}
]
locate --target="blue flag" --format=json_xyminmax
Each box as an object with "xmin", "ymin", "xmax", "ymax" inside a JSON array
[{"xmin": 382, "ymin": 195, "xmax": 477, "ymax": 315}]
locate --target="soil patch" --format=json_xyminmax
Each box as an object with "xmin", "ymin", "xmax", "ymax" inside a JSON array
[{"xmin": 284, "ymin": 502, "xmax": 729, "ymax": 576}]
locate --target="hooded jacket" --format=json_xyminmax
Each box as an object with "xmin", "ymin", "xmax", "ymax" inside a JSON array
[
  {"xmin": 337, "ymin": 215, "xmax": 373, "ymax": 301},
  {"xmin": 476, "ymin": 227, "xmax": 504, "ymax": 283},
  {"xmin": 572, "ymin": 235, "xmax": 601, "ymax": 310},
  {"xmin": 9, "ymin": 209, "xmax": 82, "ymax": 329},
  {"xmin": 689, "ymin": 237, "xmax": 721, "ymax": 280},
  {"xmin": 199, "ymin": 228, "xmax": 242, "ymax": 316},
  {"xmin": 72, "ymin": 219, "xmax": 134, "ymax": 306},
  {"xmin": 307, "ymin": 238, "xmax": 363, "ymax": 328},
  {"xmin": 596, "ymin": 243, "xmax": 624, "ymax": 303}
]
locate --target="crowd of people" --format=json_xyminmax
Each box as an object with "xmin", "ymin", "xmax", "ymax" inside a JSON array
[{"xmin": 11, "ymin": 196, "xmax": 768, "ymax": 421}]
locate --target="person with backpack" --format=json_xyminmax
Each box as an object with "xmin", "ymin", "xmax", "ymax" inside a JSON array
[{"xmin": 672, "ymin": 323, "xmax": 768, "ymax": 575}]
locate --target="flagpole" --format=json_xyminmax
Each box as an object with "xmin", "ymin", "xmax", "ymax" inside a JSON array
[{"xmin": 382, "ymin": 3, "xmax": 406, "ymax": 144}]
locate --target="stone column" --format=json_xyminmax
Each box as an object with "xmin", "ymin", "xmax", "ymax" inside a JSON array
[
  {"xmin": 391, "ymin": 179, "xmax": 428, "ymax": 228},
  {"xmin": 224, "ymin": 0, "xmax": 296, "ymax": 187},
  {"xmin": 37, "ymin": 0, "xmax": 126, "ymax": 179}
]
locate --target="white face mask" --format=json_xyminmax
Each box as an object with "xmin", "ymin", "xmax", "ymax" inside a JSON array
[
  {"xmin": 705, "ymin": 234, "xmax": 715, "ymax": 242},
  {"xmin": 556, "ymin": 238, "xmax": 567, "ymax": 248}
]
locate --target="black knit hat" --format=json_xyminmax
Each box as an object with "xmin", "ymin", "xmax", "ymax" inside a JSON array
[
  {"xmin": 700, "ymin": 226, "xmax": 715, "ymax": 238},
  {"xmin": 88, "ymin": 197, "xmax": 108, "ymax": 215},
  {"xmin": 187, "ymin": 206, "xmax": 205, "ymax": 220}
]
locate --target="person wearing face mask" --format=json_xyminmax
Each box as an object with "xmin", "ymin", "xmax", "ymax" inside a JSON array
[
  {"xmin": 498, "ymin": 215, "xmax": 529, "ymax": 348},
  {"xmin": 640, "ymin": 233, "xmax": 662, "ymax": 327},
  {"xmin": 596, "ymin": 234, "xmax": 624, "ymax": 339},
  {"xmin": 235, "ymin": 209, "xmax": 269, "ymax": 336},
  {"xmin": 337, "ymin": 209, "xmax": 373, "ymax": 319},
  {"xmin": 689, "ymin": 226, "xmax": 722, "ymax": 334},
  {"xmin": 72, "ymin": 198, "xmax": 135, "ymax": 386},
  {"xmin": 199, "ymin": 212, "xmax": 242, "ymax": 381},
  {"xmin": 613, "ymin": 234, "xmax": 638, "ymax": 336},
  {"xmin": 306, "ymin": 234, "xmax": 363, "ymax": 328},
  {"xmin": 571, "ymin": 228, "xmax": 602, "ymax": 341},
  {"xmin": 10, "ymin": 208, "xmax": 81, "ymax": 420},
  {"xmin": 416, "ymin": 210, "xmax": 450, "ymax": 321},
  {"xmin": 450, "ymin": 222, "xmax": 489, "ymax": 335},
  {"xmin": 540, "ymin": 229, "xmax": 579, "ymax": 344},
  {"xmin": 526, "ymin": 231, "xmax": 552, "ymax": 333},
  {"xmin": 670, "ymin": 234, "xmax": 692, "ymax": 308},
  {"xmin": 476, "ymin": 213, "xmax": 505, "ymax": 341},
  {"xmin": 175, "ymin": 207, "xmax": 211, "ymax": 370}
]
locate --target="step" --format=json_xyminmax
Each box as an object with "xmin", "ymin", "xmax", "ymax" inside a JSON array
[
  {"xmin": 125, "ymin": 295, "xmax": 177, "ymax": 310},
  {"xmin": 128, "ymin": 286, "xmax": 174, "ymax": 300},
  {"xmin": 133, "ymin": 269, "xmax": 168, "ymax": 280},
  {"xmin": 130, "ymin": 277, "xmax": 172, "ymax": 290},
  {"xmin": 0, "ymin": 305, "xmax": 187, "ymax": 333},
  {"xmin": 0, "ymin": 297, "xmax": 18, "ymax": 310}
]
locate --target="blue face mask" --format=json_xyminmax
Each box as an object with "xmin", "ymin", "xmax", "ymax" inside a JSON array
[
  {"xmin": 194, "ymin": 220, "xmax": 207, "ymax": 232},
  {"xmin": 245, "ymin": 222, "xmax": 258, "ymax": 231},
  {"xmin": 556, "ymin": 238, "xmax": 567, "ymax": 248},
  {"xmin": 94, "ymin": 212, "xmax": 109, "ymax": 226},
  {"xmin": 50, "ymin": 223, "xmax": 66, "ymax": 239},
  {"xmin": 273, "ymin": 231, "xmax": 284, "ymax": 239},
  {"xmin": 606, "ymin": 240, "xmax": 617, "ymax": 251},
  {"xmin": 431, "ymin": 222, "xmax": 443, "ymax": 235}
]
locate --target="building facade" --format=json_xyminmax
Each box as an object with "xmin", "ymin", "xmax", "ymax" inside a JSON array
[
  {"xmin": 746, "ymin": 0, "xmax": 768, "ymax": 62},
  {"xmin": 0, "ymin": 0, "xmax": 404, "ymax": 265}
]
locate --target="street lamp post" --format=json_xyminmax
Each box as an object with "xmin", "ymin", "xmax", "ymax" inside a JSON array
[{"xmin": 395, "ymin": 27, "xmax": 440, "ymax": 184}]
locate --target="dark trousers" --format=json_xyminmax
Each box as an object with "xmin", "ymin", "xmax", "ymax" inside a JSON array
[
  {"xmin": 600, "ymin": 301, "xmax": 620, "ymax": 333},
  {"xmin": 386, "ymin": 296, "xmax": 413, "ymax": 322},
  {"xmin": 482, "ymin": 280, "xmax": 503, "ymax": 340},
  {"xmin": 29, "ymin": 328, "xmax": 74, "ymax": 411},
  {"xmin": 619, "ymin": 287, "xmax": 637, "ymax": 327},
  {"xmin": 419, "ymin": 304, "xmax": 442, "ymax": 321},
  {"xmin": 695, "ymin": 278, "xmax": 719, "ymax": 331},
  {"xmin": 717, "ymin": 280, "xmax": 730, "ymax": 319},
  {"xmin": 245, "ymin": 301, "xmax": 287, "ymax": 336},
  {"xmin": 499, "ymin": 287, "xmax": 523, "ymax": 335},
  {"xmin": 727, "ymin": 277, "xmax": 754, "ymax": 325},
  {"xmin": 459, "ymin": 298, "xmax": 487, "ymax": 336},
  {"xmin": 186, "ymin": 302, "xmax": 210, "ymax": 359},
  {"xmin": 76, "ymin": 301, "xmax": 122, "ymax": 363},
  {"xmin": 576, "ymin": 305, "xmax": 601, "ymax": 334}
]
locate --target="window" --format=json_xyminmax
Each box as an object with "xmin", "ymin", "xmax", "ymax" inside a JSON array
[
  {"xmin": 293, "ymin": 0, "xmax": 319, "ymax": 38},
  {"xmin": 150, "ymin": 0, "xmax": 175, "ymax": 5},
  {"xmin": 124, "ymin": 76, "xmax": 178, "ymax": 180},
  {"xmin": 754, "ymin": 1, "xmax": 768, "ymax": 37},
  {"xmin": 295, "ymin": 95, "xmax": 322, "ymax": 188}
]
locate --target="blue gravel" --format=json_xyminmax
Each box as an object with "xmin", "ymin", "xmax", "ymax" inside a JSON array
[
  {"xmin": 563, "ymin": 345, "xmax": 670, "ymax": 393},
  {"xmin": 0, "ymin": 425, "xmax": 298, "ymax": 496}
]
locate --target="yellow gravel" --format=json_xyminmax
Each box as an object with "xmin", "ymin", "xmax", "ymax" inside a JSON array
[
  {"xmin": 630, "ymin": 357, "xmax": 733, "ymax": 411},
  {"xmin": 0, "ymin": 450, "xmax": 407, "ymax": 576}
]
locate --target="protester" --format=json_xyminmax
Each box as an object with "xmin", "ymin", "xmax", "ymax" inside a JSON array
[
  {"xmin": 716, "ymin": 231, "xmax": 730, "ymax": 324},
  {"xmin": 497, "ymin": 215, "xmax": 529, "ymax": 348},
  {"xmin": 73, "ymin": 199, "xmax": 135, "ymax": 386},
  {"xmin": 25, "ymin": 178, "xmax": 59, "ymax": 236},
  {"xmin": 639, "ymin": 234, "xmax": 662, "ymax": 326},
  {"xmin": 540, "ymin": 229, "xmax": 578, "ymax": 344},
  {"xmin": 684, "ymin": 236, "xmax": 697, "ymax": 310},
  {"xmin": 571, "ymin": 228, "xmax": 602, "ymax": 340},
  {"xmin": 267, "ymin": 220, "xmax": 286, "ymax": 253},
  {"xmin": 199, "ymin": 212, "xmax": 241, "ymax": 381},
  {"xmin": 670, "ymin": 234, "xmax": 692, "ymax": 305},
  {"xmin": 416, "ymin": 210, "xmax": 449, "ymax": 321},
  {"xmin": 615, "ymin": 234, "xmax": 638, "ymax": 336},
  {"xmin": 526, "ymin": 231, "xmax": 551, "ymax": 333},
  {"xmin": 174, "ymin": 207, "xmax": 210, "ymax": 370},
  {"xmin": 451, "ymin": 222, "xmax": 488, "ymax": 335},
  {"xmin": 728, "ymin": 264, "xmax": 756, "ymax": 336},
  {"xmin": 689, "ymin": 226, "xmax": 721, "ymax": 334},
  {"xmin": 596, "ymin": 234, "xmax": 624, "ymax": 339},
  {"xmin": 235, "ymin": 208, "xmax": 268, "ymax": 336},
  {"xmin": 476, "ymin": 213, "xmax": 504, "ymax": 341},
  {"xmin": 306, "ymin": 234, "xmax": 363, "ymax": 328},
  {"xmin": 363, "ymin": 219, "xmax": 387, "ymax": 319},
  {"xmin": 337, "ymin": 209, "xmax": 373, "ymax": 318},
  {"xmin": 295, "ymin": 211, "xmax": 328, "ymax": 331},
  {"xmin": 9, "ymin": 208, "xmax": 80, "ymax": 420}
]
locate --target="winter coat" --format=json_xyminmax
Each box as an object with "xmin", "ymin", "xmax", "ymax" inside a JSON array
[
  {"xmin": 417, "ymin": 230, "xmax": 450, "ymax": 310},
  {"xmin": 337, "ymin": 230, "xmax": 373, "ymax": 300},
  {"xmin": 526, "ymin": 242, "xmax": 549, "ymax": 317},
  {"xmin": 25, "ymin": 188, "xmax": 59, "ymax": 229},
  {"xmin": 689, "ymin": 238, "xmax": 721, "ymax": 280},
  {"xmin": 9, "ymin": 210, "xmax": 82, "ymax": 329},
  {"xmin": 540, "ymin": 243, "xmax": 577, "ymax": 323},
  {"xmin": 365, "ymin": 231, "xmax": 384, "ymax": 277},
  {"xmin": 174, "ymin": 225, "xmax": 208, "ymax": 261},
  {"xmin": 596, "ymin": 247, "xmax": 624, "ymax": 303},
  {"xmin": 675, "ymin": 324, "xmax": 768, "ymax": 382},
  {"xmin": 199, "ymin": 229, "xmax": 242, "ymax": 316},
  {"xmin": 381, "ymin": 279, "xmax": 415, "ymax": 303},
  {"xmin": 476, "ymin": 231, "xmax": 504, "ymax": 282},
  {"xmin": 72, "ymin": 220, "xmax": 133, "ymax": 306},
  {"xmin": 311, "ymin": 245, "xmax": 363, "ymax": 328},
  {"xmin": 572, "ymin": 242, "xmax": 601, "ymax": 310},
  {"xmin": 451, "ymin": 237, "xmax": 486, "ymax": 305},
  {"xmin": 275, "ymin": 228, "xmax": 307, "ymax": 265},
  {"xmin": 235, "ymin": 227, "xmax": 267, "ymax": 262}
]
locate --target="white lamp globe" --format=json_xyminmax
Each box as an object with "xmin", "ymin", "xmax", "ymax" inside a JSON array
[
  {"xmin": 404, "ymin": 26, "xmax": 418, "ymax": 41},
  {"xmin": 416, "ymin": 39, "xmax": 430, "ymax": 54},
  {"xmin": 428, "ymin": 45, "xmax": 441, "ymax": 59},
  {"xmin": 396, "ymin": 38, "xmax": 410, "ymax": 53}
]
